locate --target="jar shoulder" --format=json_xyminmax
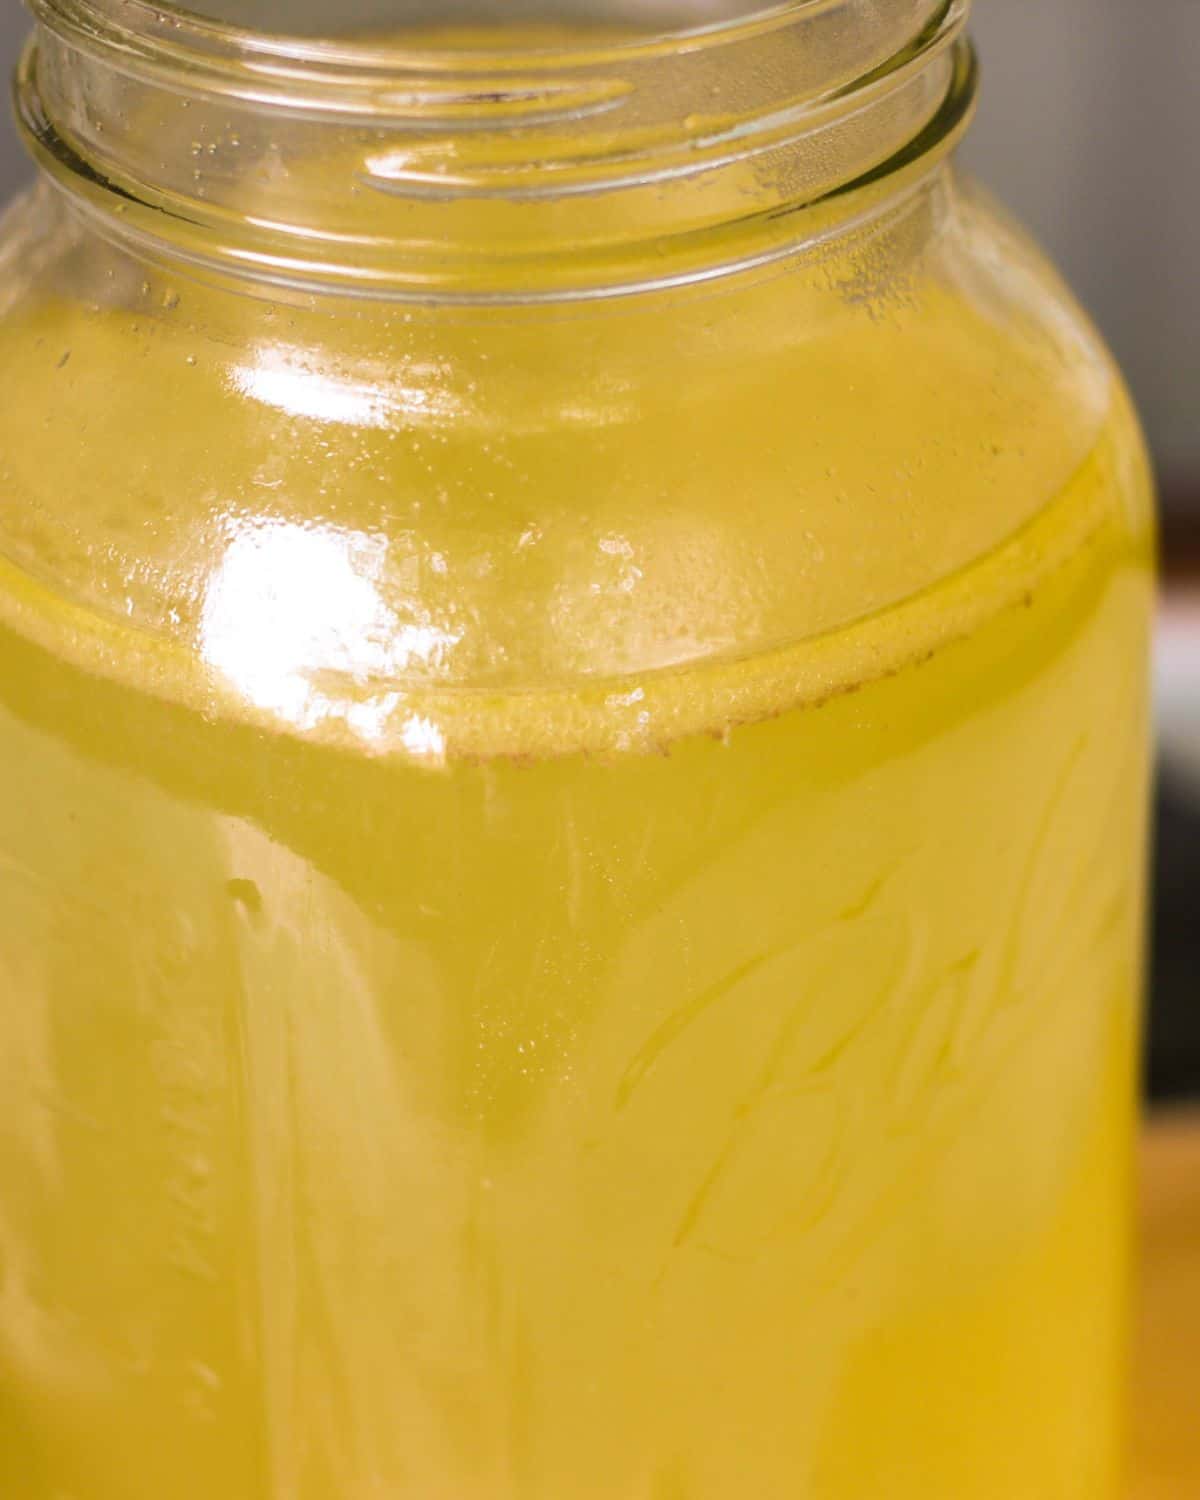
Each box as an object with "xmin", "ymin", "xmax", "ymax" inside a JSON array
[{"xmin": 0, "ymin": 174, "xmax": 1152, "ymax": 695}]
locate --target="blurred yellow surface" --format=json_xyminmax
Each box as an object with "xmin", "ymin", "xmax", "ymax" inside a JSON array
[{"xmin": 1133, "ymin": 1113, "xmax": 1200, "ymax": 1497}]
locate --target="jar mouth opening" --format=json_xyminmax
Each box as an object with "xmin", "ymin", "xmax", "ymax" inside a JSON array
[
  {"xmin": 30, "ymin": 0, "xmax": 952, "ymax": 84},
  {"xmin": 34, "ymin": 0, "xmax": 861, "ymax": 70},
  {"xmin": 155, "ymin": 0, "xmax": 807, "ymax": 58}
]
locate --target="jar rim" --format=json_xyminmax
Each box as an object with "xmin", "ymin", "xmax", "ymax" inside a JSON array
[
  {"xmin": 29, "ymin": 0, "xmax": 951, "ymax": 85},
  {"xmin": 18, "ymin": 0, "xmax": 975, "ymax": 301}
]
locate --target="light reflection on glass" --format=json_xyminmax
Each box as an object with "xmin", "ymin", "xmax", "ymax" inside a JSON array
[
  {"xmin": 229, "ymin": 344, "xmax": 636, "ymax": 435},
  {"xmin": 200, "ymin": 520, "xmax": 456, "ymax": 759},
  {"xmin": 230, "ymin": 348, "xmax": 462, "ymax": 428}
]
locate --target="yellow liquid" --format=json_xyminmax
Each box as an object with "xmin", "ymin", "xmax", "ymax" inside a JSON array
[{"xmin": 0, "ymin": 195, "xmax": 1154, "ymax": 1498}]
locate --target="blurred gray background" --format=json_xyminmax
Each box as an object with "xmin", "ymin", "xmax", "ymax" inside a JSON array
[
  {"xmin": 1, "ymin": 1, "xmax": 1197, "ymax": 1093},
  {"xmin": 2, "ymin": 0, "xmax": 1198, "ymax": 514}
]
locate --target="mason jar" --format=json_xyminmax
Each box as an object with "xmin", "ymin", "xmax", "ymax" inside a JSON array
[{"xmin": 0, "ymin": 2, "xmax": 1155, "ymax": 1496}]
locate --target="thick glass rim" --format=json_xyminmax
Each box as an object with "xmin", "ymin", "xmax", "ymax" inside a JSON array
[{"xmin": 28, "ymin": 0, "xmax": 947, "ymax": 74}]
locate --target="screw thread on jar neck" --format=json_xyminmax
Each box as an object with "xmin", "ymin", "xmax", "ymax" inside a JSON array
[{"xmin": 17, "ymin": 0, "xmax": 976, "ymax": 301}]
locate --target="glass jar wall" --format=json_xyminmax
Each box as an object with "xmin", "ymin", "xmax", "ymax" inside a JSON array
[{"xmin": 0, "ymin": 2, "xmax": 1155, "ymax": 1496}]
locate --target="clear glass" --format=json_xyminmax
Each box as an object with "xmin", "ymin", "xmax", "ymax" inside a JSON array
[{"xmin": 0, "ymin": 2, "xmax": 1155, "ymax": 1497}]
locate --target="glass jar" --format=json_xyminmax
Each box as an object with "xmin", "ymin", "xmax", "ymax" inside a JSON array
[{"xmin": 0, "ymin": 2, "xmax": 1155, "ymax": 1496}]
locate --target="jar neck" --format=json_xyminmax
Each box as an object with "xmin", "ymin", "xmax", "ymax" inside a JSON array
[{"xmin": 18, "ymin": 0, "xmax": 976, "ymax": 302}]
